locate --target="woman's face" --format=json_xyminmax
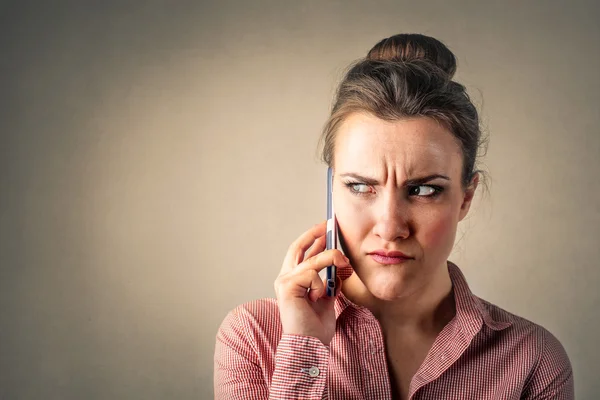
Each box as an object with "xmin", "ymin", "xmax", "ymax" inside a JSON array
[{"xmin": 333, "ymin": 113, "xmax": 477, "ymax": 301}]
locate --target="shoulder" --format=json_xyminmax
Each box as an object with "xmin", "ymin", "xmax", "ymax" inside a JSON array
[
  {"xmin": 476, "ymin": 297, "xmax": 574, "ymax": 396},
  {"xmin": 217, "ymin": 298, "xmax": 283, "ymax": 352},
  {"xmin": 478, "ymin": 296, "xmax": 566, "ymax": 347},
  {"xmin": 222, "ymin": 297, "xmax": 281, "ymax": 329}
]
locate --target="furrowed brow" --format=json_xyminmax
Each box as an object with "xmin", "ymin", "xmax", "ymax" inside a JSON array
[{"xmin": 338, "ymin": 173, "xmax": 450, "ymax": 186}]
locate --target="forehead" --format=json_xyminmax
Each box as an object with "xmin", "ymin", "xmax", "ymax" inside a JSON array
[{"xmin": 334, "ymin": 113, "xmax": 463, "ymax": 178}]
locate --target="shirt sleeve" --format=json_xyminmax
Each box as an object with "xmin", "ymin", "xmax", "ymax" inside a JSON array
[
  {"xmin": 214, "ymin": 306, "xmax": 330, "ymax": 400},
  {"xmin": 214, "ymin": 309, "xmax": 269, "ymax": 399},
  {"xmin": 270, "ymin": 334, "xmax": 329, "ymax": 399},
  {"xmin": 522, "ymin": 328, "xmax": 574, "ymax": 400}
]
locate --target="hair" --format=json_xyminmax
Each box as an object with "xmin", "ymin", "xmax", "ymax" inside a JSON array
[{"xmin": 319, "ymin": 33, "xmax": 488, "ymax": 191}]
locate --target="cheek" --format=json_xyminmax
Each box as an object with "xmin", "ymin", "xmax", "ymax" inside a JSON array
[
  {"xmin": 334, "ymin": 198, "xmax": 370, "ymax": 253},
  {"xmin": 420, "ymin": 210, "xmax": 457, "ymax": 250},
  {"xmin": 333, "ymin": 191, "xmax": 369, "ymax": 227}
]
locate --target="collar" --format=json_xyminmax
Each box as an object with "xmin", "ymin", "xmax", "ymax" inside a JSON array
[{"xmin": 334, "ymin": 260, "xmax": 512, "ymax": 332}]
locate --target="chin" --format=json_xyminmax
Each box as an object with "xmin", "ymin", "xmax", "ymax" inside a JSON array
[{"xmin": 364, "ymin": 271, "xmax": 413, "ymax": 300}]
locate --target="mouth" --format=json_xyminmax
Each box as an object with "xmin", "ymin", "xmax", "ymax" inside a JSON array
[
  {"xmin": 368, "ymin": 250, "xmax": 414, "ymax": 265},
  {"xmin": 369, "ymin": 254, "xmax": 413, "ymax": 265}
]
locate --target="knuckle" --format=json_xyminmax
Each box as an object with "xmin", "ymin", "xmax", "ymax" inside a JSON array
[
  {"xmin": 305, "ymin": 254, "xmax": 317, "ymax": 266},
  {"xmin": 289, "ymin": 235, "xmax": 304, "ymax": 252},
  {"xmin": 335, "ymin": 250, "xmax": 347, "ymax": 262},
  {"xmin": 288, "ymin": 239, "xmax": 300, "ymax": 252},
  {"xmin": 287, "ymin": 242, "xmax": 299, "ymax": 257}
]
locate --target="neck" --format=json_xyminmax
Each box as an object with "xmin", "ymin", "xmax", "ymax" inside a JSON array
[{"xmin": 342, "ymin": 263, "xmax": 455, "ymax": 334}]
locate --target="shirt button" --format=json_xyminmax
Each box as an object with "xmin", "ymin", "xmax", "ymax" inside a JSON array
[{"xmin": 308, "ymin": 366, "xmax": 320, "ymax": 377}]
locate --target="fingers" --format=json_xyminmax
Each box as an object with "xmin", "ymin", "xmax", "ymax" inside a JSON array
[
  {"xmin": 276, "ymin": 247, "xmax": 350, "ymax": 298},
  {"xmin": 281, "ymin": 221, "xmax": 327, "ymax": 274},
  {"xmin": 303, "ymin": 234, "xmax": 326, "ymax": 261},
  {"xmin": 276, "ymin": 268, "xmax": 325, "ymax": 301},
  {"xmin": 277, "ymin": 266, "xmax": 347, "ymax": 302},
  {"xmin": 277, "ymin": 221, "xmax": 350, "ymax": 304},
  {"xmin": 297, "ymin": 249, "xmax": 349, "ymax": 275}
]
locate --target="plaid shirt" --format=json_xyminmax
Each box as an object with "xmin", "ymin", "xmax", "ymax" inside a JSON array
[{"xmin": 214, "ymin": 262, "xmax": 573, "ymax": 399}]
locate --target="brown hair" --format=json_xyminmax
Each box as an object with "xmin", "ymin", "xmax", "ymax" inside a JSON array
[{"xmin": 319, "ymin": 33, "xmax": 487, "ymax": 190}]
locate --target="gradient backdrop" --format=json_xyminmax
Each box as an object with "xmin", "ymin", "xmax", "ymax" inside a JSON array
[{"xmin": 1, "ymin": 1, "xmax": 599, "ymax": 399}]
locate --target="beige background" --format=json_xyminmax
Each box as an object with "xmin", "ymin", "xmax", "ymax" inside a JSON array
[{"xmin": 1, "ymin": 1, "xmax": 598, "ymax": 399}]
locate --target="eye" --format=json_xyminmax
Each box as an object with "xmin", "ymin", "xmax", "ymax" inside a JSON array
[
  {"xmin": 409, "ymin": 185, "xmax": 443, "ymax": 197},
  {"xmin": 344, "ymin": 182, "xmax": 374, "ymax": 196},
  {"xmin": 344, "ymin": 182, "xmax": 444, "ymax": 198}
]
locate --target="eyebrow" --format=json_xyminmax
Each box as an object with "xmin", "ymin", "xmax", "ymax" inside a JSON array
[{"xmin": 338, "ymin": 173, "xmax": 451, "ymax": 186}]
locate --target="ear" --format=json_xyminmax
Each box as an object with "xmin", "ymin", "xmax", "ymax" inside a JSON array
[{"xmin": 458, "ymin": 172, "xmax": 479, "ymax": 222}]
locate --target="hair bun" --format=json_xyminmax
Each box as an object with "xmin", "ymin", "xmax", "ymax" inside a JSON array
[{"xmin": 366, "ymin": 33, "xmax": 457, "ymax": 79}]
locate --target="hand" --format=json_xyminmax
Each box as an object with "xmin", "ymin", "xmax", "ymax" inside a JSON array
[{"xmin": 274, "ymin": 221, "xmax": 351, "ymax": 345}]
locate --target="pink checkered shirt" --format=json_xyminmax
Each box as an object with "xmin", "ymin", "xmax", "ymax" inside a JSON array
[{"xmin": 214, "ymin": 262, "xmax": 573, "ymax": 399}]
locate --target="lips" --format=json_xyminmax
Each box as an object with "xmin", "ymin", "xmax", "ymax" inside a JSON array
[{"xmin": 368, "ymin": 250, "xmax": 413, "ymax": 265}]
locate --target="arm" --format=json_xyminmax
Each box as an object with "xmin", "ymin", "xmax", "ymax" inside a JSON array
[
  {"xmin": 215, "ymin": 221, "xmax": 350, "ymax": 399},
  {"xmin": 270, "ymin": 334, "xmax": 329, "ymax": 399},
  {"xmin": 214, "ymin": 309, "xmax": 269, "ymax": 399},
  {"xmin": 521, "ymin": 328, "xmax": 574, "ymax": 400},
  {"xmin": 214, "ymin": 306, "xmax": 330, "ymax": 400}
]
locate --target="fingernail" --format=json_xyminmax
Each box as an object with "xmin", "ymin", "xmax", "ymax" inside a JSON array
[{"xmin": 344, "ymin": 256, "xmax": 350, "ymax": 263}]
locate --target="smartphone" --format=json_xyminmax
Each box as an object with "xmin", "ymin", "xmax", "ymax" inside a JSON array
[{"xmin": 326, "ymin": 167, "xmax": 337, "ymax": 297}]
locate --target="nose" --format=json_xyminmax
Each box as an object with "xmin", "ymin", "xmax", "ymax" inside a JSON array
[{"xmin": 371, "ymin": 190, "xmax": 411, "ymax": 242}]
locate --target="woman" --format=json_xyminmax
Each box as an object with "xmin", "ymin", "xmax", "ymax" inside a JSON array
[{"xmin": 214, "ymin": 34, "xmax": 574, "ymax": 399}]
